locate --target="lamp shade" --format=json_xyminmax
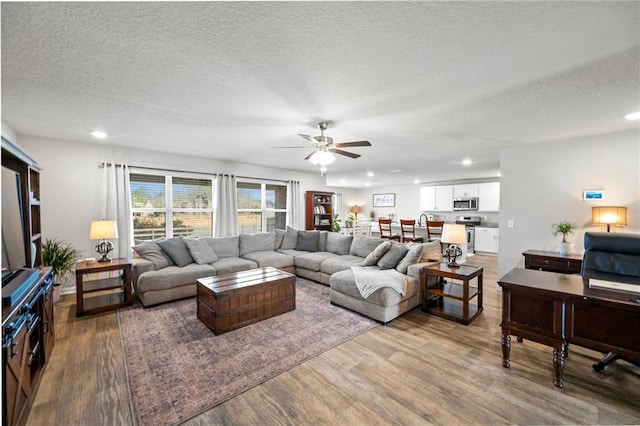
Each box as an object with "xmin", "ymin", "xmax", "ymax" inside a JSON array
[
  {"xmin": 441, "ymin": 224, "xmax": 467, "ymax": 245},
  {"xmin": 89, "ymin": 220, "xmax": 118, "ymax": 240},
  {"xmin": 350, "ymin": 205, "xmax": 361, "ymax": 214},
  {"xmin": 309, "ymin": 150, "xmax": 336, "ymax": 166},
  {"xmin": 592, "ymin": 206, "xmax": 627, "ymax": 226}
]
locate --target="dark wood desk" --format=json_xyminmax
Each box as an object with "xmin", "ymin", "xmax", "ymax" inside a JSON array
[
  {"xmin": 522, "ymin": 249, "xmax": 583, "ymax": 274},
  {"xmin": 498, "ymin": 268, "xmax": 640, "ymax": 388}
]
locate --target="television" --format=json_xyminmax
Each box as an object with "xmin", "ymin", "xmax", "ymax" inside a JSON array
[{"xmin": 2, "ymin": 165, "xmax": 41, "ymax": 307}]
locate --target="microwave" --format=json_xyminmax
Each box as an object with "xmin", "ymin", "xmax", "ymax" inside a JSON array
[{"xmin": 453, "ymin": 198, "xmax": 478, "ymax": 211}]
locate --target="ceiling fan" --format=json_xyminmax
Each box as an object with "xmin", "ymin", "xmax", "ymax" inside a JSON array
[{"xmin": 274, "ymin": 122, "xmax": 371, "ymax": 165}]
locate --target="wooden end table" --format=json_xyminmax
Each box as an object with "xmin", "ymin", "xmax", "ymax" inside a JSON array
[
  {"xmin": 421, "ymin": 263, "xmax": 483, "ymax": 325},
  {"xmin": 75, "ymin": 258, "xmax": 133, "ymax": 316}
]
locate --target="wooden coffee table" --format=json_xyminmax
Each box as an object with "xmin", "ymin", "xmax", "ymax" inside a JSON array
[{"xmin": 196, "ymin": 267, "xmax": 296, "ymax": 335}]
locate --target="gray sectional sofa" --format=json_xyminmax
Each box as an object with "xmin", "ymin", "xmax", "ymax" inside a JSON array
[{"xmin": 131, "ymin": 228, "xmax": 442, "ymax": 322}]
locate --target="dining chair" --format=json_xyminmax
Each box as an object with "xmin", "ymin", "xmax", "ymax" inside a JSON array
[
  {"xmin": 400, "ymin": 219, "xmax": 424, "ymax": 243},
  {"xmin": 426, "ymin": 220, "xmax": 445, "ymax": 251},
  {"xmin": 378, "ymin": 218, "xmax": 400, "ymax": 241}
]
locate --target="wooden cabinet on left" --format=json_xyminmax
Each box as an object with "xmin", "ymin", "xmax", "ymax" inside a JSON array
[{"xmin": 2, "ymin": 267, "xmax": 54, "ymax": 426}]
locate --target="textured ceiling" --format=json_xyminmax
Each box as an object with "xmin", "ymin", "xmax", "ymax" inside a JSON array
[{"xmin": 2, "ymin": 2, "xmax": 639, "ymax": 187}]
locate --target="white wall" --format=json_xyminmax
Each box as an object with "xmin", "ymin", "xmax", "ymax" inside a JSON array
[
  {"xmin": 17, "ymin": 135, "xmax": 345, "ymax": 262},
  {"xmin": 498, "ymin": 129, "xmax": 640, "ymax": 277}
]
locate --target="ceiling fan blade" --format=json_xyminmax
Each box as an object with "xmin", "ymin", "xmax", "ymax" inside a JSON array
[
  {"xmin": 335, "ymin": 141, "xmax": 371, "ymax": 148},
  {"xmin": 298, "ymin": 134, "xmax": 316, "ymax": 143},
  {"xmin": 304, "ymin": 151, "xmax": 316, "ymax": 160},
  {"xmin": 271, "ymin": 146, "xmax": 312, "ymax": 148},
  {"xmin": 330, "ymin": 148, "xmax": 361, "ymax": 159}
]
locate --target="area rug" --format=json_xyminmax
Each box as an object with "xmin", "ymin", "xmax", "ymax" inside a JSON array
[{"xmin": 118, "ymin": 278, "xmax": 378, "ymax": 426}]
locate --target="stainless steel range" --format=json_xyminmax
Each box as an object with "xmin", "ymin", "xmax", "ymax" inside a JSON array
[{"xmin": 455, "ymin": 216, "xmax": 482, "ymax": 253}]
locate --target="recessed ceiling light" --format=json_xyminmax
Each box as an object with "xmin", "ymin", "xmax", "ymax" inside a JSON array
[
  {"xmin": 625, "ymin": 111, "xmax": 640, "ymax": 120},
  {"xmin": 413, "ymin": 179, "xmax": 420, "ymax": 184},
  {"xmin": 90, "ymin": 130, "xmax": 108, "ymax": 139},
  {"xmin": 462, "ymin": 159, "xmax": 473, "ymax": 166},
  {"xmin": 390, "ymin": 169, "xmax": 405, "ymax": 173},
  {"xmin": 366, "ymin": 171, "xmax": 374, "ymax": 177}
]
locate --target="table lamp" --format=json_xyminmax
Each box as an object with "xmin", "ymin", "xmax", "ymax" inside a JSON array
[
  {"xmin": 350, "ymin": 205, "xmax": 361, "ymax": 221},
  {"xmin": 591, "ymin": 206, "xmax": 627, "ymax": 232},
  {"xmin": 90, "ymin": 220, "xmax": 118, "ymax": 262},
  {"xmin": 441, "ymin": 223, "xmax": 467, "ymax": 267}
]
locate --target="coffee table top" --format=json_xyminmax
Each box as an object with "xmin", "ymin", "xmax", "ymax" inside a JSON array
[{"xmin": 197, "ymin": 267, "xmax": 295, "ymax": 294}]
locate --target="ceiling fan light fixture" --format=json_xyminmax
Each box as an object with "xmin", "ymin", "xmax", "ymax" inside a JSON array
[{"xmin": 309, "ymin": 150, "xmax": 336, "ymax": 166}]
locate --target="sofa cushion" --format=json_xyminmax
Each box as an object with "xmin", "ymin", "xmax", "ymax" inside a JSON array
[
  {"xmin": 132, "ymin": 241, "xmax": 174, "ymax": 270},
  {"xmin": 396, "ymin": 243, "xmax": 424, "ymax": 274},
  {"xmin": 210, "ymin": 257, "xmax": 258, "ymax": 275},
  {"xmin": 320, "ymin": 255, "xmax": 364, "ymax": 275},
  {"xmin": 157, "ymin": 237, "xmax": 193, "ymax": 267},
  {"xmin": 240, "ymin": 232, "xmax": 276, "ymax": 256},
  {"xmin": 280, "ymin": 226, "xmax": 298, "ymax": 250},
  {"xmin": 294, "ymin": 251, "xmax": 338, "ymax": 272},
  {"xmin": 242, "ymin": 251, "xmax": 294, "ymax": 269},
  {"xmin": 350, "ymin": 234, "xmax": 386, "ymax": 258},
  {"xmin": 363, "ymin": 241, "xmax": 392, "ymax": 266},
  {"xmin": 184, "ymin": 238, "xmax": 218, "ymax": 265},
  {"xmin": 377, "ymin": 242, "xmax": 409, "ymax": 270},
  {"xmin": 326, "ymin": 233, "xmax": 353, "ymax": 255},
  {"xmin": 205, "ymin": 236, "xmax": 239, "ymax": 258},
  {"xmin": 296, "ymin": 231, "xmax": 319, "ymax": 252},
  {"xmin": 318, "ymin": 231, "xmax": 328, "ymax": 252},
  {"xmin": 136, "ymin": 263, "xmax": 216, "ymax": 293},
  {"xmin": 330, "ymin": 268, "xmax": 419, "ymax": 307},
  {"xmin": 274, "ymin": 229, "xmax": 286, "ymax": 249}
]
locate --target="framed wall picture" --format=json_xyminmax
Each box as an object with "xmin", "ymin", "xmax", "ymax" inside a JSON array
[
  {"xmin": 583, "ymin": 189, "xmax": 604, "ymax": 201},
  {"xmin": 373, "ymin": 193, "xmax": 395, "ymax": 207}
]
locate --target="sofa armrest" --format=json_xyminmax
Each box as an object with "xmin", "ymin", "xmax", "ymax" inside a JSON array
[
  {"xmin": 132, "ymin": 257, "xmax": 155, "ymax": 286},
  {"xmin": 407, "ymin": 260, "xmax": 441, "ymax": 281}
]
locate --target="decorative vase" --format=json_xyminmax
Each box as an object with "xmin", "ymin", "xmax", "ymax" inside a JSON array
[{"xmin": 559, "ymin": 242, "xmax": 574, "ymax": 255}]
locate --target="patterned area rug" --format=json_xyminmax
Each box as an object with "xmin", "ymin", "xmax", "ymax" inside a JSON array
[{"xmin": 118, "ymin": 278, "xmax": 378, "ymax": 426}]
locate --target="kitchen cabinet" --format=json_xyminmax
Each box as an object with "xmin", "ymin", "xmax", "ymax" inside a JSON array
[
  {"xmin": 420, "ymin": 185, "xmax": 453, "ymax": 212},
  {"xmin": 478, "ymin": 182, "xmax": 500, "ymax": 211},
  {"xmin": 474, "ymin": 227, "xmax": 499, "ymax": 253},
  {"xmin": 453, "ymin": 184, "xmax": 479, "ymax": 198}
]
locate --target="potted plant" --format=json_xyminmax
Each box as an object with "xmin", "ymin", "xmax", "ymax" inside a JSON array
[
  {"xmin": 332, "ymin": 214, "xmax": 342, "ymax": 232},
  {"xmin": 42, "ymin": 238, "xmax": 80, "ymax": 303},
  {"xmin": 345, "ymin": 212, "xmax": 356, "ymax": 228},
  {"xmin": 552, "ymin": 220, "xmax": 577, "ymax": 255}
]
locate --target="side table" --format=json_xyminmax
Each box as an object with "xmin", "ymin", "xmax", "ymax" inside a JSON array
[
  {"xmin": 522, "ymin": 250, "xmax": 582, "ymax": 274},
  {"xmin": 75, "ymin": 258, "xmax": 133, "ymax": 316},
  {"xmin": 421, "ymin": 263, "xmax": 483, "ymax": 325}
]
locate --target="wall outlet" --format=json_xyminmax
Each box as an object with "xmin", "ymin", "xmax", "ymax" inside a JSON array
[{"xmin": 507, "ymin": 220, "xmax": 515, "ymax": 228}]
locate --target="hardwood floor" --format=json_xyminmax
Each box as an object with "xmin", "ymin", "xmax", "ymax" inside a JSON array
[{"xmin": 27, "ymin": 255, "xmax": 640, "ymax": 425}]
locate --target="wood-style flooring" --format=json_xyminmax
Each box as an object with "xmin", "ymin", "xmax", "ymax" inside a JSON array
[{"xmin": 27, "ymin": 255, "xmax": 640, "ymax": 425}]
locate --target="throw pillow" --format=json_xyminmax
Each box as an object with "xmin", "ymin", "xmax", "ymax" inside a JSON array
[
  {"xmin": 396, "ymin": 243, "xmax": 424, "ymax": 274},
  {"xmin": 318, "ymin": 231, "xmax": 328, "ymax": 252},
  {"xmin": 349, "ymin": 234, "xmax": 386, "ymax": 257},
  {"xmin": 157, "ymin": 237, "xmax": 193, "ymax": 267},
  {"xmin": 377, "ymin": 242, "xmax": 408, "ymax": 270},
  {"xmin": 363, "ymin": 241, "xmax": 392, "ymax": 266},
  {"xmin": 420, "ymin": 239, "xmax": 443, "ymax": 262},
  {"xmin": 296, "ymin": 231, "xmax": 319, "ymax": 252},
  {"xmin": 132, "ymin": 241, "xmax": 173, "ymax": 270},
  {"xmin": 184, "ymin": 238, "xmax": 218, "ymax": 265},
  {"xmin": 204, "ymin": 236, "xmax": 239, "ymax": 258},
  {"xmin": 280, "ymin": 226, "xmax": 298, "ymax": 250}
]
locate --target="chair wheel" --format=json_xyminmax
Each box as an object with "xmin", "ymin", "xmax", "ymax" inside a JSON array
[{"xmin": 593, "ymin": 363, "xmax": 605, "ymax": 373}]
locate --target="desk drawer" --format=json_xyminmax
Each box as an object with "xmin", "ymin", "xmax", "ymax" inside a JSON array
[{"xmin": 526, "ymin": 256, "xmax": 581, "ymax": 274}]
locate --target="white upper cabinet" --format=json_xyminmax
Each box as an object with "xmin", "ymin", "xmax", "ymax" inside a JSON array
[
  {"xmin": 420, "ymin": 185, "xmax": 454, "ymax": 211},
  {"xmin": 453, "ymin": 184, "xmax": 479, "ymax": 198},
  {"xmin": 478, "ymin": 182, "xmax": 500, "ymax": 211}
]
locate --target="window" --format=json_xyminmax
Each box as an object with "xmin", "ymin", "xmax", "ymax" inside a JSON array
[
  {"xmin": 237, "ymin": 181, "xmax": 287, "ymax": 233},
  {"xmin": 130, "ymin": 173, "xmax": 213, "ymax": 240}
]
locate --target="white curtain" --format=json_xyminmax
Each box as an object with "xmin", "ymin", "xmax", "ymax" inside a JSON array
[
  {"xmin": 214, "ymin": 174, "xmax": 238, "ymax": 237},
  {"xmin": 287, "ymin": 180, "xmax": 301, "ymax": 229},
  {"xmin": 101, "ymin": 162, "xmax": 133, "ymax": 258},
  {"xmin": 333, "ymin": 193, "xmax": 343, "ymax": 222}
]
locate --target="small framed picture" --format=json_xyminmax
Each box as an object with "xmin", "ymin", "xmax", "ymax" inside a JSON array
[
  {"xmin": 583, "ymin": 189, "xmax": 604, "ymax": 201},
  {"xmin": 373, "ymin": 193, "xmax": 395, "ymax": 207}
]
